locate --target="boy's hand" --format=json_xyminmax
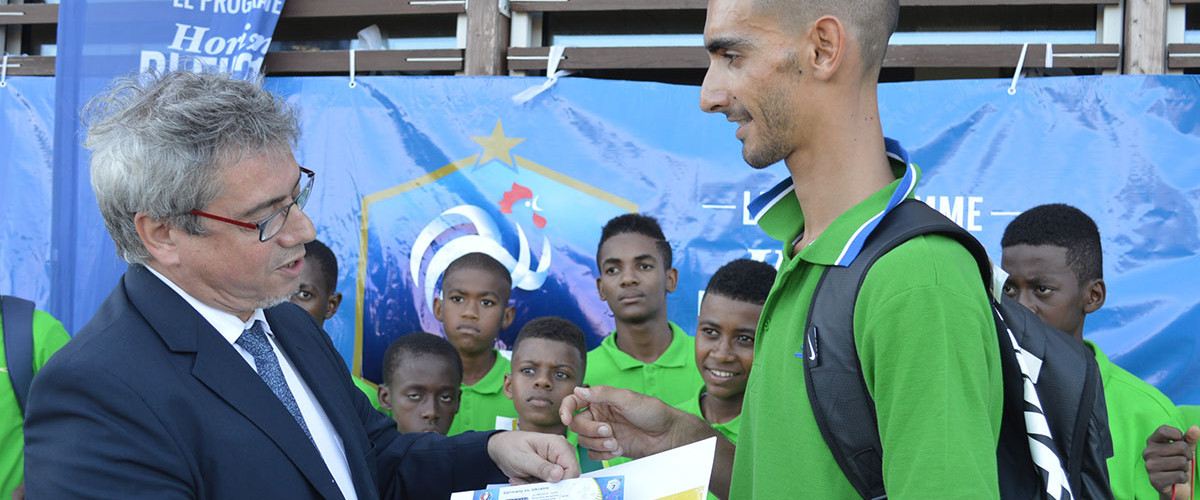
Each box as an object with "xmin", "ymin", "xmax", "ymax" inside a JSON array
[
  {"xmin": 559, "ymin": 385, "xmax": 714, "ymax": 461},
  {"xmin": 487, "ymin": 431, "xmax": 581, "ymax": 485},
  {"xmin": 1144, "ymin": 425, "xmax": 1200, "ymax": 499}
]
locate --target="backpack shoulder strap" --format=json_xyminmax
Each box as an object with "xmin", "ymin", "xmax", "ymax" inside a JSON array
[
  {"xmin": 804, "ymin": 199, "xmax": 985, "ymax": 499},
  {"xmin": 2, "ymin": 295, "xmax": 36, "ymax": 416}
]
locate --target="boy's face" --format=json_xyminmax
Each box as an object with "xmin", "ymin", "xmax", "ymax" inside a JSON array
[
  {"xmin": 433, "ymin": 267, "xmax": 515, "ymax": 355},
  {"xmin": 596, "ymin": 232, "xmax": 678, "ymax": 324},
  {"xmin": 377, "ymin": 355, "xmax": 462, "ymax": 434},
  {"xmin": 503, "ymin": 338, "xmax": 584, "ymax": 433},
  {"xmin": 289, "ymin": 257, "xmax": 341, "ymax": 329},
  {"xmin": 1001, "ymin": 244, "xmax": 1104, "ymax": 340},
  {"xmin": 695, "ymin": 293, "xmax": 760, "ymax": 399}
]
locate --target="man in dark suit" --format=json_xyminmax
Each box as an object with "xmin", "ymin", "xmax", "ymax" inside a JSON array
[{"xmin": 23, "ymin": 70, "xmax": 579, "ymax": 499}]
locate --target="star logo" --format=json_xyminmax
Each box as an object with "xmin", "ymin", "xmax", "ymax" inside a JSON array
[{"xmin": 471, "ymin": 120, "xmax": 525, "ymax": 170}]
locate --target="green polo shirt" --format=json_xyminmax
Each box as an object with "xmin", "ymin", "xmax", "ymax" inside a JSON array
[
  {"xmin": 1179, "ymin": 405, "xmax": 1200, "ymax": 427},
  {"xmin": 731, "ymin": 158, "xmax": 1003, "ymax": 498},
  {"xmin": 674, "ymin": 386, "xmax": 740, "ymax": 500},
  {"xmin": 1, "ymin": 308, "xmax": 71, "ymax": 498},
  {"xmin": 1086, "ymin": 341, "xmax": 1181, "ymax": 499},
  {"xmin": 584, "ymin": 322, "xmax": 703, "ymax": 407},
  {"xmin": 352, "ymin": 375, "xmax": 383, "ymax": 411},
  {"xmin": 673, "ymin": 386, "xmax": 741, "ymax": 445},
  {"xmin": 448, "ymin": 350, "xmax": 517, "ymax": 436}
]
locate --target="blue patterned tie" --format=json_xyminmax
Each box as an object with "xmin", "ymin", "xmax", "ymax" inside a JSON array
[{"xmin": 238, "ymin": 320, "xmax": 313, "ymax": 441}]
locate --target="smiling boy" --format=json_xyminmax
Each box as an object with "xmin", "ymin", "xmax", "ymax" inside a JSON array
[
  {"xmin": 437, "ymin": 252, "xmax": 519, "ymax": 435},
  {"xmin": 585, "ymin": 214, "xmax": 703, "ymax": 406},
  {"xmin": 676, "ymin": 259, "xmax": 775, "ymax": 446},
  {"xmin": 1002, "ymin": 203, "xmax": 1180, "ymax": 500}
]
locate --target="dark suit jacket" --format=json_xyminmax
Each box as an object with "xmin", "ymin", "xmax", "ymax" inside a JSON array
[{"xmin": 24, "ymin": 265, "xmax": 506, "ymax": 499}]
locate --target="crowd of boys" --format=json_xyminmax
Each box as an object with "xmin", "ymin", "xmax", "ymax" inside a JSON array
[
  {"xmin": 9, "ymin": 201, "xmax": 1200, "ymax": 499},
  {"xmin": 295, "ymin": 203, "xmax": 1197, "ymax": 499}
]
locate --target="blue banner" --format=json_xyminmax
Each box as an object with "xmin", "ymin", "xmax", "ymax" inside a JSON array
[
  {"xmin": 0, "ymin": 77, "xmax": 55, "ymax": 304},
  {"xmin": 8, "ymin": 72, "xmax": 1200, "ymax": 403},
  {"xmin": 50, "ymin": 0, "xmax": 284, "ymax": 331}
]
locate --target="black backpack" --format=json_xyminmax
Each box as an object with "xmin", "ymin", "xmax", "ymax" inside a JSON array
[
  {"xmin": 2, "ymin": 295, "xmax": 36, "ymax": 416},
  {"xmin": 804, "ymin": 199, "xmax": 1114, "ymax": 500}
]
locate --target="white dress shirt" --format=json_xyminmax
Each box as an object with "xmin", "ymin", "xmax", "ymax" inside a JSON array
[{"xmin": 147, "ymin": 267, "xmax": 358, "ymax": 500}]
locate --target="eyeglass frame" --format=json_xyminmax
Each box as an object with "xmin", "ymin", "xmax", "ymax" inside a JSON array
[{"xmin": 189, "ymin": 166, "xmax": 315, "ymax": 242}]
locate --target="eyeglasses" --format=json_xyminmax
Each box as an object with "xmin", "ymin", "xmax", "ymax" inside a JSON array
[{"xmin": 190, "ymin": 166, "xmax": 315, "ymax": 242}]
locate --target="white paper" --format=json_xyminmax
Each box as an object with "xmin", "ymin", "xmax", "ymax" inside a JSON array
[{"xmin": 451, "ymin": 437, "xmax": 715, "ymax": 500}]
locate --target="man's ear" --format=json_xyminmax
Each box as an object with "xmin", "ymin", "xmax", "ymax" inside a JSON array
[
  {"xmin": 377, "ymin": 385, "xmax": 392, "ymax": 412},
  {"xmin": 806, "ymin": 15, "xmax": 847, "ymax": 80},
  {"xmin": 502, "ymin": 373, "xmax": 514, "ymax": 400},
  {"xmin": 664, "ymin": 267, "xmax": 679, "ymax": 294},
  {"xmin": 433, "ymin": 297, "xmax": 444, "ymax": 321},
  {"xmin": 1083, "ymin": 279, "xmax": 1106, "ymax": 314},
  {"xmin": 596, "ymin": 277, "xmax": 607, "ymax": 301},
  {"xmin": 325, "ymin": 292, "xmax": 343, "ymax": 320},
  {"xmin": 134, "ymin": 212, "xmax": 181, "ymax": 266}
]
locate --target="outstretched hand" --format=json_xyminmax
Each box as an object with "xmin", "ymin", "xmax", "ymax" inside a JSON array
[
  {"xmin": 487, "ymin": 431, "xmax": 581, "ymax": 485},
  {"xmin": 558, "ymin": 385, "xmax": 713, "ymax": 461},
  {"xmin": 1144, "ymin": 424, "xmax": 1200, "ymax": 499}
]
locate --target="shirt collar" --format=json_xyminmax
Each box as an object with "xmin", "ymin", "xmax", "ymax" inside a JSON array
[
  {"xmin": 749, "ymin": 138, "xmax": 918, "ymax": 267},
  {"xmin": 600, "ymin": 322, "xmax": 690, "ymax": 370},
  {"xmin": 144, "ymin": 264, "xmax": 270, "ymax": 346},
  {"xmin": 466, "ymin": 351, "xmax": 509, "ymax": 394}
]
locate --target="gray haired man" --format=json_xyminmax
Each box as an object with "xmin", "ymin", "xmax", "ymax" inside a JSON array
[{"xmin": 24, "ymin": 70, "xmax": 578, "ymax": 499}]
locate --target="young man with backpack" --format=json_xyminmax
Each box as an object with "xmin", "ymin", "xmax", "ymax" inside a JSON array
[
  {"xmin": 0, "ymin": 295, "xmax": 70, "ymax": 500},
  {"xmin": 562, "ymin": 0, "xmax": 1112, "ymax": 498}
]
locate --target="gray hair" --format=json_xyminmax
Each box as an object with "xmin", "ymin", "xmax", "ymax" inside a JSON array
[{"xmin": 85, "ymin": 70, "xmax": 299, "ymax": 264}]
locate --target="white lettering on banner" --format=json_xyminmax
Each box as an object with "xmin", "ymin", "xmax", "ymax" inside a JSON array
[
  {"xmin": 921, "ymin": 195, "xmax": 984, "ymax": 232},
  {"xmin": 187, "ymin": 0, "xmax": 283, "ymax": 14},
  {"xmin": 747, "ymin": 249, "xmax": 784, "ymax": 269},
  {"xmin": 140, "ymin": 50, "xmax": 265, "ymax": 74},
  {"xmin": 742, "ymin": 191, "xmax": 763, "ymax": 226}
]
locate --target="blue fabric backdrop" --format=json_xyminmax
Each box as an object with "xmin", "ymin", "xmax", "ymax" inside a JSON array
[{"xmin": 4, "ymin": 74, "xmax": 1199, "ymax": 402}]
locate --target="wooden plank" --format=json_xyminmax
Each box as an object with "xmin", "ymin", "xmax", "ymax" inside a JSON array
[
  {"xmin": 1167, "ymin": 44, "xmax": 1200, "ymax": 68},
  {"xmin": 1125, "ymin": 0, "xmax": 1168, "ymax": 73},
  {"xmin": 465, "ymin": 0, "xmax": 508, "ymax": 74},
  {"xmin": 1, "ymin": 55, "xmax": 55, "ymax": 76},
  {"xmin": 508, "ymin": 46, "xmax": 707, "ymax": 70},
  {"xmin": 0, "ymin": 4, "xmax": 59, "ymax": 26},
  {"xmin": 280, "ymin": 0, "xmax": 465, "ymax": 17},
  {"xmin": 511, "ymin": 0, "xmax": 1115, "ymax": 12},
  {"xmin": 887, "ymin": 44, "xmax": 1120, "ymax": 68},
  {"xmin": 262, "ymin": 49, "xmax": 464, "ymax": 73},
  {"xmin": 508, "ymin": 44, "xmax": 1120, "ymax": 70}
]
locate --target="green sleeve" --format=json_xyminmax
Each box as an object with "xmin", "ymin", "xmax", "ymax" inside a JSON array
[
  {"xmin": 32, "ymin": 310, "xmax": 71, "ymax": 370},
  {"xmin": 855, "ymin": 236, "xmax": 1003, "ymax": 499}
]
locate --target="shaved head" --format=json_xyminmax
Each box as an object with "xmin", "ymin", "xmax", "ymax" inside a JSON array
[{"xmin": 754, "ymin": 0, "xmax": 899, "ymax": 74}]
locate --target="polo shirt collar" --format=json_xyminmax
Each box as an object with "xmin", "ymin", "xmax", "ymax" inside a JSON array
[
  {"xmin": 467, "ymin": 350, "xmax": 508, "ymax": 395},
  {"xmin": 749, "ymin": 138, "xmax": 919, "ymax": 267},
  {"xmin": 600, "ymin": 322, "xmax": 690, "ymax": 370}
]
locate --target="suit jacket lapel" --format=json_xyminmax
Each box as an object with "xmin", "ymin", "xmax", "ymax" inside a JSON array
[
  {"xmin": 124, "ymin": 266, "xmax": 344, "ymax": 500},
  {"xmin": 266, "ymin": 307, "xmax": 377, "ymax": 498}
]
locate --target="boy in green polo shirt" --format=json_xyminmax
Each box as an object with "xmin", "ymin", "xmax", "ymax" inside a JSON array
[
  {"xmin": 585, "ymin": 214, "xmax": 703, "ymax": 407},
  {"xmin": 500, "ymin": 316, "xmax": 604, "ymax": 472},
  {"xmin": 674, "ymin": 259, "xmax": 774, "ymax": 500},
  {"xmin": 1002, "ymin": 203, "xmax": 1180, "ymax": 499},
  {"xmin": 674, "ymin": 259, "xmax": 775, "ymax": 446},
  {"xmin": 289, "ymin": 239, "xmax": 380, "ymax": 410},
  {"xmin": 437, "ymin": 252, "xmax": 519, "ymax": 435},
  {"xmin": 1, "ymin": 298, "xmax": 71, "ymax": 500}
]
